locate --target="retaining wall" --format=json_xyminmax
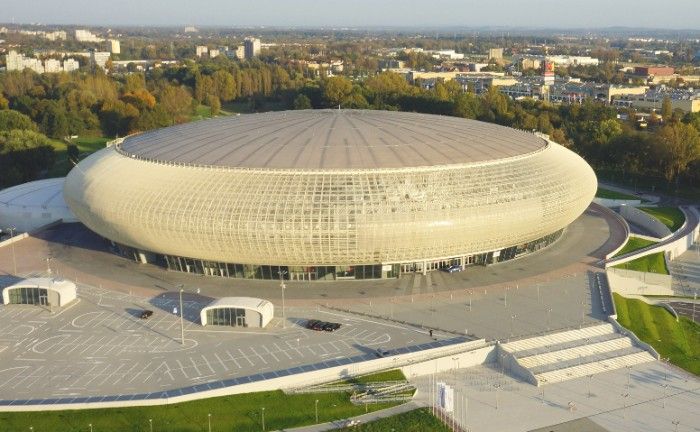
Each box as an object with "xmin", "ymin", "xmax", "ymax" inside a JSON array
[
  {"xmin": 593, "ymin": 198, "xmax": 642, "ymax": 209},
  {"xmin": 620, "ymin": 205, "xmax": 671, "ymax": 239},
  {"xmin": 606, "ymin": 267, "xmax": 673, "ymax": 296}
]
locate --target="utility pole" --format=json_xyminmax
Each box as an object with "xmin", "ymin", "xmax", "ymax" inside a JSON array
[
  {"xmin": 279, "ymin": 270, "xmax": 287, "ymax": 329},
  {"xmin": 179, "ymin": 285, "xmax": 185, "ymax": 345}
]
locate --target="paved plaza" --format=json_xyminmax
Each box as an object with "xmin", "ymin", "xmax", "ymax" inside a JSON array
[
  {"xmin": 0, "ymin": 276, "xmax": 451, "ymax": 402},
  {"xmin": 413, "ymin": 361, "xmax": 700, "ymax": 432}
]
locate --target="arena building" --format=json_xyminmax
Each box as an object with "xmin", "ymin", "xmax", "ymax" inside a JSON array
[{"xmin": 63, "ymin": 109, "xmax": 597, "ymax": 281}]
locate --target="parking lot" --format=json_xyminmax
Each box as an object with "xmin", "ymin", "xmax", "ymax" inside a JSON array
[{"xmin": 0, "ymin": 276, "xmax": 449, "ymax": 402}]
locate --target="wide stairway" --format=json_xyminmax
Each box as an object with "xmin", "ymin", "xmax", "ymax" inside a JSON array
[{"xmin": 500, "ymin": 323, "xmax": 656, "ymax": 385}]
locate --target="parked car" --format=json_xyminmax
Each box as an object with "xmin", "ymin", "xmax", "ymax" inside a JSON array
[
  {"xmin": 306, "ymin": 319, "xmax": 322, "ymax": 329},
  {"xmin": 322, "ymin": 322, "xmax": 341, "ymax": 332},
  {"xmin": 375, "ymin": 347, "xmax": 390, "ymax": 357},
  {"xmin": 311, "ymin": 321, "xmax": 327, "ymax": 331},
  {"xmin": 443, "ymin": 264, "xmax": 462, "ymax": 273},
  {"xmin": 140, "ymin": 310, "xmax": 154, "ymax": 319}
]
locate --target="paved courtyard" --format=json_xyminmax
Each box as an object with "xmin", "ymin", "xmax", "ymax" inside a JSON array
[
  {"xmin": 413, "ymin": 361, "xmax": 700, "ymax": 432},
  {"xmin": 0, "ymin": 276, "xmax": 452, "ymax": 402}
]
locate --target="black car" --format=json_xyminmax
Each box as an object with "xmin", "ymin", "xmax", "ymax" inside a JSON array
[
  {"xmin": 306, "ymin": 319, "xmax": 322, "ymax": 329},
  {"xmin": 140, "ymin": 310, "xmax": 154, "ymax": 319},
  {"xmin": 322, "ymin": 322, "xmax": 341, "ymax": 332},
  {"xmin": 311, "ymin": 321, "xmax": 327, "ymax": 331}
]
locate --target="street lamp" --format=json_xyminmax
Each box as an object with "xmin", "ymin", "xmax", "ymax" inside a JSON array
[
  {"xmin": 89, "ymin": 424, "xmax": 93, "ymax": 432},
  {"xmin": 315, "ymin": 399, "xmax": 319, "ymax": 422},
  {"xmin": 261, "ymin": 407, "xmax": 265, "ymax": 431},
  {"xmin": 208, "ymin": 413, "xmax": 211, "ymax": 432},
  {"xmin": 493, "ymin": 384, "xmax": 501, "ymax": 410},
  {"xmin": 279, "ymin": 270, "xmax": 287, "ymax": 329},
  {"xmin": 546, "ymin": 307, "xmax": 552, "ymax": 331},
  {"xmin": 178, "ymin": 284, "xmax": 185, "ymax": 345},
  {"xmin": 510, "ymin": 314, "xmax": 517, "ymax": 337},
  {"xmin": 149, "ymin": 418, "xmax": 153, "ymax": 432},
  {"xmin": 661, "ymin": 384, "xmax": 668, "ymax": 409},
  {"xmin": 6, "ymin": 226, "xmax": 17, "ymax": 275},
  {"xmin": 587, "ymin": 374, "xmax": 593, "ymax": 398}
]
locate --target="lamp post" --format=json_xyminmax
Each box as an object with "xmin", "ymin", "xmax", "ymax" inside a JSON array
[
  {"xmin": 587, "ymin": 374, "xmax": 593, "ymax": 398},
  {"xmin": 279, "ymin": 270, "xmax": 287, "ymax": 329},
  {"xmin": 178, "ymin": 284, "xmax": 185, "ymax": 345},
  {"xmin": 494, "ymin": 384, "xmax": 501, "ymax": 410},
  {"xmin": 510, "ymin": 314, "xmax": 517, "ymax": 337},
  {"xmin": 315, "ymin": 399, "xmax": 319, "ymax": 423},
  {"xmin": 261, "ymin": 407, "xmax": 265, "ymax": 431},
  {"xmin": 661, "ymin": 384, "xmax": 668, "ymax": 409},
  {"xmin": 673, "ymin": 420, "xmax": 680, "ymax": 432},
  {"xmin": 89, "ymin": 424, "xmax": 93, "ymax": 432},
  {"xmin": 149, "ymin": 419, "xmax": 153, "ymax": 432},
  {"xmin": 6, "ymin": 226, "xmax": 17, "ymax": 275},
  {"xmin": 546, "ymin": 307, "xmax": 552, "ymax": 331},
  {"xmin": 208, "ymin": 413, "xmax": 211, "ymax": 432}
]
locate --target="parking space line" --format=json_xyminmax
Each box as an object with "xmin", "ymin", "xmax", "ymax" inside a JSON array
[
  {"xmin": 189, "ymin": 357, "xmax": 203, "ymax": 377},
  {"xmin": 213, "ymin": 353, "xmax": 229, "ymax": 372},
  {"xmin": 200, "ymin": 355, "xmax": 216, "ymax": 375},
  {"xmin": 249, "ymin": 347, "xmax": 267, "ymax": 364},
  {"xmin": 273, "ymin": 343, "xmax": 293, "ymax": 360},
  {"xmin": 175, "ymin": 359, "xmax": 189, "ymax": 379},
  {"xmin": 97, "ymin": 363, "xmax": 125, "ymax": 386},
  {"xmin": 237, "ymin": 349, "xmax": 255, "ymax": 367},
  {"xmin": 260, "ymin": 345, "xmax": 280, "ymax": 362},
  {"xmin": 225, "ymin": 350, "xmax": 242, "ymax": 369},
  {"xmin": 127, "ymin": 361, "xmax": 152, "ymax": 384}
]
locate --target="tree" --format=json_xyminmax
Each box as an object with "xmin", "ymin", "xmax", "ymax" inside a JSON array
[
  {"xmin": 0, "ymin": 129, "xmax": 55, "ymax": 187},
  {"xmin": 207, "ymin": 94, "xmax": 221, "ymax": 116},
  {"xmin": 321, "ymin": 76, "xmax": 353, "ymax": 107},
  {"xmin": 660, "ymin": 96, "xmax": 672, "ymax": 121},
  {"xmin": 0, "ymin": 109, "xmax": 37, "ymax": 131},
  {"xmin": 292, "ymin": 94, "xmax": 311, "ymax": 110},
  {"xmin": 38, "ymin": 101, "xmax": 69, "ymax": 139},
  {"xmin": 654, "ymin": 122, "xmax": 700, "ymax": 184},
  {"xmin": 211, "ymin": 70, "xmax": 236, "ymax": 102},
  {"xmin": 158, "ymin": 85, "xmax": 193, "ymax": 124}
]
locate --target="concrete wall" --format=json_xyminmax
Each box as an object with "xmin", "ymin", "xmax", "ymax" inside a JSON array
[
  {"xmin": 0, "ymin": 338, "xmax": 488, "ymax": 411},
  {"xmin": 605, "ymin": 207, "xmax": 698, "ymax": 267},
  {"xmin": 593, "ymin": 198, "xmax": 642, "ymax": 209},
  {"xmin": 401, "ymin": 344, "xmax": 495, "ymax": 379},
  {"xmin": 619, "ymin": 205, "xmax": 672, "ymax": 239},
  {"xmin": 606, "ymin": 267, "xmax": 673, "ymax": 296}
]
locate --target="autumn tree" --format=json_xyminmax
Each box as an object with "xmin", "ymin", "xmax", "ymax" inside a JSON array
[
  {"xmin": 654, "ymin": 122, "xmax": 700, "ymax": 184},
  {"xmin": 321, "ymin": 76, "xmax": 353, "ymax": 107}
]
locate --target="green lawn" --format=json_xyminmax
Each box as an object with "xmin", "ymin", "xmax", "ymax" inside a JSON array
[
  {"xmin": 596, "ymin": 187, "xmax": 640, "ymax": 201},
  {"xmin": 337, "ymin": 408, "xmax": 450, "ymax": 432},
  {"xmin": 614, "ymin": 293, "xmax": 700, "ymax": 375},
  {"xmin": 638, "ymin": 207, "xmax": 686, "ymax": 232},
  {"xmin": 613, "ymin": 252, "xmax": 669, "ymax": 274},
  {"xmin": 613, "ymin": 236, "xmax": 658, "ymax": 257},
  {"xmin": 0, "ymin": 390, "xmax": 397, "ymax": 432},
  {"xmin": 341, "ymin": 369, "xmax": 406, "ymax": 385},
  {"xmin": 47, "ymin": 135, "xmax": 111, "ymax": 177}
]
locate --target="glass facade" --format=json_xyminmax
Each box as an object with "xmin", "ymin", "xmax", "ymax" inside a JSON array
[
  {"xmin": 206, "ymin": 307, "xmax": 247, "ymax": 327},
  {"xmin": 8, "ymin": 287, "xmax": 49, "ymax": 305}
]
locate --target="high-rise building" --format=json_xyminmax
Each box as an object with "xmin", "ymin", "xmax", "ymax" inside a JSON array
[
  {"xmin": 488, "ymin": 48, "xmax": 504, "ymax": 60},
  {"xmin": 44, "ymin": 58, "xmax": 62, "ymax": 73},
  {"xmin": 196, "ymin": 45, "xmax": 208, "ymax": 58},
  {"xmin": 90, "ymin": 51, "xmax": 111, "ymax": 69},
  {"xmin": 243, "ymin": 37, "xmax": 261, "ymax": 59},
  {"xmin": 106, "ymin": 39, "xmax": 120, "ymax": 54},
  {"xmin": 63, "ymin": 58, "xmax": 80, "ymax": 72},
  {"xmin": 75, "ymin": 29, "xmax": 103, "ymax": 43}
]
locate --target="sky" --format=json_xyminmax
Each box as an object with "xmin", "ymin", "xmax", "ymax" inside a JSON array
[{"xmin": 2, "ymin": 0, "xmax": 699, "ymax": 30}]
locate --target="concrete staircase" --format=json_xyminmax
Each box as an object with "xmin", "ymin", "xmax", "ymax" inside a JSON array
[{"xmin": 500, "ymin": 323, "xmax": 656, "ymax": 386}]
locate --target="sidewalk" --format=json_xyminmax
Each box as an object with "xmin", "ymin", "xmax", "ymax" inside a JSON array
[{"xmin": 277, "ymin": 401, "xmax": 422, "ymax": 432}]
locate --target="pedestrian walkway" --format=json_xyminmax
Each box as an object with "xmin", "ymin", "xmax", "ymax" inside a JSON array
[{"xmin": 276, "ymin": 401, "xmax": 421, "ymax": 432}]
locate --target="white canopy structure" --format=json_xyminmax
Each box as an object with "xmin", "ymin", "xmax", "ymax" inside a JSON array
[
  {"xmin": 0, "ymin": 178, "xmax": 77, "ymax": 233},
  {"xmin": 200, "ymin": 297, "xmax": 274, "ymax": 328},
  {"xmin": 2, "ymin": 277, "xmax": 77, "ymax": 307}
]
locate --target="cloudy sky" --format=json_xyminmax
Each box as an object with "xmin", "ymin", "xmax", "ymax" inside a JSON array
[{"xmin": 3, "ymin": 0, "xmax": 699, "ymax": 29}]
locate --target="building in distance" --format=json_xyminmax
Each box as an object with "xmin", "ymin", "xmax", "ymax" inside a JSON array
[
  {"xmin": 106, "ymin": 39, "xmax": 120, "ymax": 54},
  {"xmin": 244, "ymin": 37, "xmax": 261, "ymax": 59},
  {"xmin": 75, "ymin": 29, "xmax": 104, "ymax": 43}
]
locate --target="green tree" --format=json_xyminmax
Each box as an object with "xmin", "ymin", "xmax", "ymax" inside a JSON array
[
  {"xmin": 654, "ymin": 122, "xmax": 700, "ymax": 184},
  {"xmin": 0, "ymin": 129, "xmax": 55, "ymax": 187},
  {"xmin": 207, "ymin": 94, "xmax": 221, "ymax": 116},
  {"xmin": 321, "ymin": 76, "xmax": 353, "ymax": 107},
  {"xmin": 292, "ymin": 94, "xmax": 311, "ymax": 110},
  {"xmin": 0, "ymin": 109, "xmax": 37, "ymax": 131},
  {"xmin": 661, "ymin": 96, "xmax": 672, "ymax": 121},
  {"xmin": 159, "ymin": 85, "xmax": 193, "ymax": 124}
]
